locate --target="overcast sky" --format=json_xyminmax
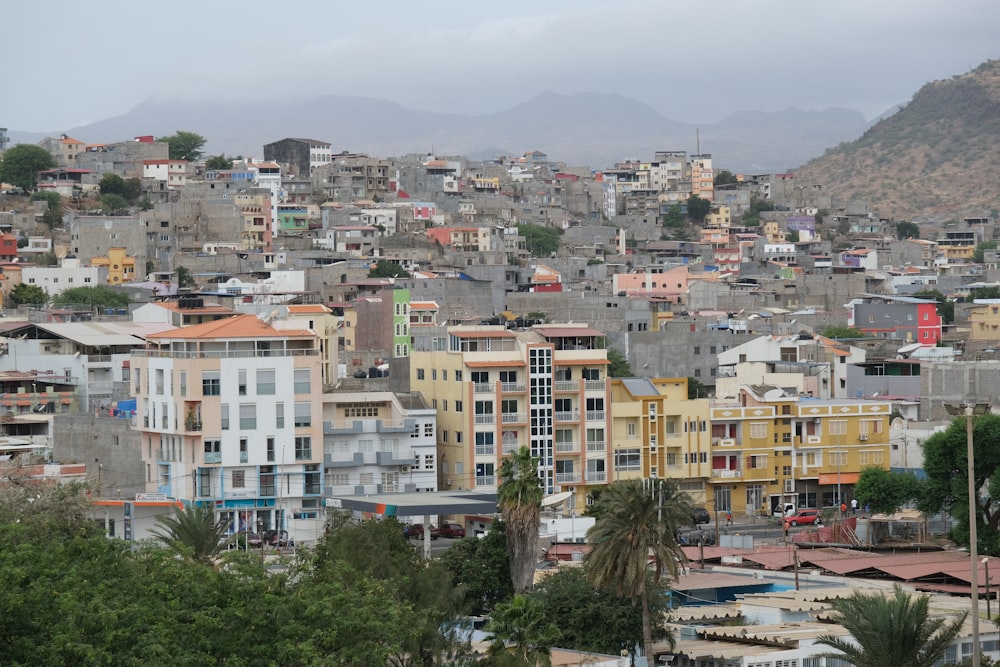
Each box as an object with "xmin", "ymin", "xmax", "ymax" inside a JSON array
[{"xmin": 4, "ymin": 0, "xmax": 998, "ymax": 132}]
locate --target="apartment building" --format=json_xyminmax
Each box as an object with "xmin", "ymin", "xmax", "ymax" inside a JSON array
[
  {"xmin": 410, "ymin": 323, "xmax": 611, "ymax": 508},
  {"xmin": 710, "ymin": 385, "xmax": 891, "ymax": 516},
  {"xmin": 131, "ymin": 315, "xmax": 325, "ymax": 543}
]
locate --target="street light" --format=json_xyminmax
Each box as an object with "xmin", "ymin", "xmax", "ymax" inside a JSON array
[{"xmin": 944, "ymin": 400, "xmax": 992, "ymax": 667}]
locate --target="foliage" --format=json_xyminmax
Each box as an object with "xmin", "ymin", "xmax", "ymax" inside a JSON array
[
  {"xmin": 585, "ymin": 478, "xmax": 692, "ymax": 662},
  {"xmin": 149, "ymin": 504, "xmax": 231, "ymax": 566},
  {"xmin": 205, "ymin": 154, "xmax": 235, "ymax": 170},
  {"xmin": 912, "ymin": 289, "xmax": 954, "ymax": 324},
  {"xmin": 53, "ymin": 285, "xmax": 129, "ymax": 308},
  {"xmin": 7, "ymin": 282, "xmax": 47, "ymax": 306},
  {"xmin": 176, "ymin": 265, "xmax": 196, "ymax": 289},
  {"xmin": 484, "ymin": 594, "xmax": 560, "ymax": 667},
  {"xmin": 971, "ymin": 285, "xmax": 1000, "ymax": 300},
  {"xmin": 687, "ymin": 376, "xmax": 706, "ymax": 399},
  {"xmin": 157, "ymin": 130, "xmax": 207, "ymax": 161},
  {"xmin": 815, "ymin": 584, "xmax": 966, "ymax": 667},
  {"xmin": 498, "ymin": 447, "xmax": 544, "ymax": 594},
  {"xmin": 368, "ymin": 260, "xmax": 411, "ymax": 278},
  {"xmin": 122, "ymin": 177, "xmax": 142, "ymax": 203},
  {"xmin": 586, "ymin": 257, "xmax": 603, "ymax": 265},
  {"xmin": 853, "ymin": 466, "xmax": 922, "ymax": 515},
  {"xmin": 740, "ymin": 196, "xmax": 775, "ymax": 227},
  {"xmin": 0, "ymin": 144, "xmax": 56, "ymax": 190},
  {"xmin": 583, "ymin": 486, "xmax": 609, "ymax": 520},
  {"xmin": 661, "ymin": 204, "xmax": 684, "ymax": 229},
  {"xmin": 31, "ymin": 190, "xmax": 64, "ymax": 229},
  {"xmin": 685, "ymin": 195, "xmax": 711, "ymax": 224},
  {"xmin": 0, "ymin": 466, "xmax": 94, "ymax": 540},
  {"xmin": 896, "ymin": 220, "xmax": 921, "ymax": 239},
  {"xmin": 974, "ymin": 240, "xmax": 998, "ymax": 264},
  {"xmin": 517, "ymin": 223, "xmax": 562, "ymax": 257},
  {"xmin": 531, "ymin": 567, "xmax": 662, "ymax": 657},
  {"xmin": 101, "ymin": 192, "xmax": 128, "ymax": 213},
  {"xmin": 98, "ymin": 172, "xmax": 125, "ymax": 195},
  {"xmin": 820, "ymin": 325, "xmax": 864, "ymax": 339},
  {"xmin": 607, "ymin": 348, "xmax": 632, "ymax": 377},
  {"xmin": 714, "ymin": 170, "xmax": 738, "ymax": 186},
  {"xmin": 439, "ymin": 522, "xmax": 513, "ymax": 614}
]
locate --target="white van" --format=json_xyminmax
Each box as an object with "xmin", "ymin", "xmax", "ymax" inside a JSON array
[{"xmin": 773, "ymin": 503, "xmax": 796, "ymax": 519}]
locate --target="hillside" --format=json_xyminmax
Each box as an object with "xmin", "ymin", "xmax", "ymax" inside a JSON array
[{"xmin": 793, "ymin": 60, "xmax": 1000, "ymax": 221}]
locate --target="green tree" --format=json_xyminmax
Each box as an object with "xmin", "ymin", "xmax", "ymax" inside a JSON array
[
  {"xmin": 53, "ymin": 285, "xmax": 129, "ymax": 309},
  {"xmin": 607, "ymin": 348, "xmax": 633, "ymax": 377},
  {"xmin": 971, "ymin": 286, "xmax": 1000, "ymax": 300},
  {"xmin": 853, "ymin": 466, "xmax": 921, "ymax": 515},
  {"xmin": 661, "ymin": 204, "xmax": 684, "ymax": 229},
  {"xmin": 896, "ymin": 220, "xmax": 921, "ymax": 240},
  {"xmin": 685, "ymin": 195, "xmax": 711, "ymax": 224},
  {"xmin": 714, "ymin": 170, "xmax": 738, "ymax": 186},
  {"xmin": 585, "ymin": 478, "xmax": 692, "ymax": 663},
  {"xmin": 741, "ymin": 196, "xmax": 775, "ymax": 227},
  {"xmin": 157, "ymin": 130, "xmax": 207, "ymax": 161},
  {"xmin": 816, "ymin": 584, "xmax": 966, "ymax": 667},
  {"xmin": 785, "ymin": 229, "xmax": 800, "ymax": 243},
  {"xmin": 498, "ymin": 447, "xmax": 544, "ymax": 595},
  {"xmin": 101, "ymin": 192, "xmax": 128, "ymax": 213},
  {"xmin": 31, "ymin": 190, "xmax": 63, "ymax": 230},
  {"xmin": 122, "ymin": 177, "xmax": 142, "ymax": 203},
  {"xmin": 913, "ymin": 289, "xmax": 954, "ymax": 325},
  {"xmin": 0, "ymin": 144, "xmax": 56, "ymax": 190},
  {"xmin": 920, "ymin": 413, "xmax": 1000, "ymax": 554},
  {"xmin": 98, "ymin": 172, "xmax": 125, "ymax": 195},
  {"xmin": 7, "ymin": 282, "xmax": 47, "ymax": 306},
  {"xmin": 687, "ymin": 377, "xmax": 707, "ymax": 399},
  {"xmin": 820, "ymin": 326, "xmax": 864, "ymax": 339},
  {"xmin": 149, "ymin": 504, "xmax": 231, "ymax": 566},
  {"xmin": 517, "ymin": 223, "xmax": 562, "ymax": 257},
  {"xmin": 176, "ymin": 265, "xmax": 196, "ymax": 289},
  {"xmin": 205, "ymin": 154, "xmax": 234, "ymax": 170},
  {"xmin": 974, "ymin": 241, "xmax": 998, "ymax": 264},
  {"xmin": 368, "ymin": 260, "xmax": 411, "ymax": 278},
  {"xmin": 485, "ymin": 594, "xmax": 560, "ymax": 667},
  {"xmin": 439, "ymin": 523, "xmax": 513, "ymax": 614}
]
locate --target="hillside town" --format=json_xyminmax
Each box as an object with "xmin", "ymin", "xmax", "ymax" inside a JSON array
[{"xmin": 2, "ymin": 126, "xmax": 1000, "ymax": 665}]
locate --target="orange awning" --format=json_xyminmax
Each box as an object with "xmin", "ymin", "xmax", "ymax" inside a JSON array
[{"xmin": 818, "ymin": 472, "xmax": 860, "ymax": 485}]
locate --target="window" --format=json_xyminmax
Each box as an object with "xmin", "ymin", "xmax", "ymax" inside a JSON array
[
  {"xmin": 417, "ymin": 368, "xmax": 425, "ymax": 380},
  {"xmin": 202, "ymin": 370, "xmax": 220, "ymax": 396},
  {"xmin": 257, "ymin": 369, "xmax": 275, "ymax": 395},
  {"xmin": 179, "ymin": 371, "xmax": 186, "ymax": 397},
  {"xmin": 304, "ymin": 464, "xmax": 320, "ymax": 495},
  {"xmin": 276, "ymin": 403, "xmax": 285, "ymax": 428},
  {"xmin": 615, "ymin": 449, "xmax": 641, "ymax": 470},
  {"xmin": 829, "ymin": 420, "xmax": 847, "ymax": 435},
  {"xmin": 239, "ymin": 404, "xmax": 256, "ymax": 430},
  {"xmin": 424, "ymin": 423, "xmax": 433, "ymax": 437},
  {"xmin": 499, "ymin": 370, "xmax": 517, "ymax": 383},
  {"xmin": 859, "ymin": 450, "xmax": 883, "ymax": 465},
  {"xmin": 627, "ymin": 422, "xmax": 637, "ymax": 437},
  {"xmin": 455, "ymin": 400, "xmax": 463, "ymax": 412},
  {"xmin": 231, "ymin": 470, "xmax": 245, "ymax": 488},
  {"xmin": 830, "ymin": 450, "xmax": 848, "ymax": 466},
  {"xmin": 238, "ymin": 369, "xmax": 247, "ymax": 395},
  {"xmin": 748, "ymin": 454, "xmax": 768, "ymax": 469},
  {"xmin": 266, "ymin": 437, "xmax": 275, "ymax": 462},
  {"xmin": 259, "ymin": 466, "xmax": 275, "ymax": 496},
  {"xmin": 749, "ymin": 422, "xmax": 768, "ymax": 439},
  {"xmin": 471, "ymin": 371, "xmax": 488, "ymax": 384},
  {"xmin": 221, "ymin": 403, "xmax": 230, "ymax": 430},
  {"xmin": 204, "ymin": 439, "xmax": 220, "ymax": 457},
  {"xmin": 294, "ymin": 369, "xmax": 310, "ymax": 394},
  {"xmin": 294, "ymin": 402, "xmax": 311, "ymax": 427},
  {"xmin": 455, "ymin": 370, "xmax": 463, "ymax": 382},
  {"xmin": 295, "ymin": 436, "xmax": 312, "ymax": 460}
]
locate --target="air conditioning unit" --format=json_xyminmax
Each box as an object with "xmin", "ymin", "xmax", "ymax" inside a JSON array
[
  {"xmin": 859, "ymin": 434, "xmax": 869, "ymax": 441},
  {"xmin": 784, "ymin": 479, "xmax": 795, "ymax": 493},
  {"xmin": 400, "ymin": 465, "xmax": 411, "ymax": 473}
]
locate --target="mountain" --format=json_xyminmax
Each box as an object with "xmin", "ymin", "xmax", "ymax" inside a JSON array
[
  {"xmin": 7, "ymin": 92, "xmax": 869, "ymax": 172},
  {"xmin": 792, "ymin": 60, "xmax": 1000, "ymax": 221}
]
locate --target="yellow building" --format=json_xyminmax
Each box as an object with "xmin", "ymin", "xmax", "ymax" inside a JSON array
[
  {"xmin": 90, "ymin": 247, "xmax": 137, "ymax": 285},
  {"xmin": 609, "ymin": 378, "xmax": 712, "ymax": 507},
  {"xmin": 709, "ymin": 385, "xmax": 890, "ymax": 517},
  {"xmin": 410, "ymin": 323, "xmax": 610, "ymax": 511}
]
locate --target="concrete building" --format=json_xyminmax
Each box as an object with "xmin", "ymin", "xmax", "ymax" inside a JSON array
[
  {"xmin": 262, "ymin": 138, "xmax": 332, "ymax": 177},
  {"xmin": 131, "ymin": 315, "xmax": 326, "ymax": 543},
  {"xmin": 848, "ymin": 295, "xmax": 942, "ymax": 346},
  {"xmin": 21, "ymin": 256, "xmax": 104, "ymax": 296}
]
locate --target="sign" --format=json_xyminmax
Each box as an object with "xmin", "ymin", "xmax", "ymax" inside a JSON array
[
  {"xmin": 135, "ymin": 493, "xmax": 167, "ymax": 502},
  {"xmin": 123, "ymin": 502, "xmax": 133, "ymax": 542}
]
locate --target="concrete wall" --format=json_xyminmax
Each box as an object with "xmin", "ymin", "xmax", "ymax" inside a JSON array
[
  {"xmin": 51, "ymin": 414, "xmax": 145, "ymax": 500},
  {"xmin": 920, "ymin": 360, "xmax": 1000, "ymax": 420}
]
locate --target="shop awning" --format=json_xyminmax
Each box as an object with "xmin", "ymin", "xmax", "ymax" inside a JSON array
[{"xmin": 818, "ymin": 472, "xmax": 860, "ymax": 485}]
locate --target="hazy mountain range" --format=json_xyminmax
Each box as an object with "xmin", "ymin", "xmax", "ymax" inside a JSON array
[{"xmin": 7, "ymin": 92, "xmax": 874, "ymax": 172}]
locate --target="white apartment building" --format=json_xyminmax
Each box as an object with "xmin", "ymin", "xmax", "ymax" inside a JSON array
[{"xmin": 21, "ymin": 257, "xmax": 104, "ymax": 296}]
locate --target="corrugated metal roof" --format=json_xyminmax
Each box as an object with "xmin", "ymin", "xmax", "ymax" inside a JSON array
[{"xmin": 620, "ymin": 378, "xmax": 659, "ymax": 396}]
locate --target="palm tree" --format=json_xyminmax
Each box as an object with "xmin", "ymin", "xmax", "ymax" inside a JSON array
[
  {"xmin": 150, "ymin": 504, "xmax": 231, "ymax": 566},
  {"xmin": 497, "ymin": 446, "xmax": 543, "ymax": 594},
  {"xmin": 816, "ymin": 584, "xmax": 967, "ymax": 667},
  {"xmin": 485, "ymin": 594, "xmax": 560, "ymax": 667},
  {"xmin": 584, "ymin": 478, "xmax": 692, "ymax": 663}
]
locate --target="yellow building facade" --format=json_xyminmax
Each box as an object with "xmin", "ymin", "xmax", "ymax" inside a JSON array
[{"xmin": 90, "ymin": 247, "xmax": 137, "ymax": 285}]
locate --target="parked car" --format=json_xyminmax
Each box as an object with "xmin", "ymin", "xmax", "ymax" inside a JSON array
[
  {"xmin": 677, "ymin": 528, "xmax": 716, "ymax": 546},
  {"xmin": 228, "ymin": 531, "xmax": 263, "ymax": 549},
  {"xmin": 691, "ymin": 507, "xmax": 711, "ymax": 525},
  {"xmin": 405, "ymin": 524, "xmax": 439, "ymax": 540},
  {"xmin": 438, "ymin": 523, "xmax": 466, "ymax": 538},
  {"xmin": 263, "ymin": 529, "xmax": 294, "ymax": 547},
  {"xmin": 787, "ymin": 509, "xmax": 822, "ymax": 527},
  {"xmin": 772, "ymin": 503, "xmax": 796, "ymax": 519}
]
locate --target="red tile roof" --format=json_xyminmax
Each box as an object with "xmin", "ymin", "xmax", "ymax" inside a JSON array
[{"xmin": 147, "ymin": 314, "xmax": 312, "ymax": 340}]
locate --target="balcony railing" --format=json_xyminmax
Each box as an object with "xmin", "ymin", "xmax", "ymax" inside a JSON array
[
  {"xmin": 473, "ymin": 383, "xmax": 492, "ymax": 393},
  {"xmin": 184, "ymin": 419, "xmax": 202, "ymax": 432},
  {"xmin": 501, "ymin": 412, "xmax": 525, "ymax": 424},
  {"xmin": 586, "ymin": 440, "xmax": 606, "ymax": 452},
  {"xmin": 555, "ymin": 472, "xmax": 581, "ymax": 484},
  {"xmin": 584, "ymin": 380, "xmax": 605, "ymax": 392},
  {"xmin": 475, "ymin": 445, "xmax": 495, "ymax": 456},
  {"xmin": 502, "ymin": 443, "xmax": 519, "ymax": 455},
  {"xmin": 554, "ymin": 381, "xmax": 578, "ymax": 392},
  {"xmin": 204, "ymin": 452, "xmax": 221, "ymax": 464},
  {"xmin": 712, "ymin": 468, "xmax": 742, "ymax": 478},
  {"xmin": 133, "ymin": 348, "xmax": 318, "ymax": 360},
  {"xmin": 239, "ymin": 452, "xmax": 248, "ymax": 463},
  {"xmin": 555, "ymin": 441, "xmax": 578, "ymax": 453},
  {"xmin": 501, "ymin": 382, "xmax": 525, "ymax": 393},
  {"xmin": 555, "ymin": 411, "xmax": 579, "ymax": 422},
  {"xmin": 585, "ymin": 411, "xmax": 606, "ymax": 422},
  {"xmin": 586, "ymin": 471, "xmax": 607, "ymax": 483},
  {"xmin": 474, "ymin": 414, "xmax": 496, "ymax": 425},
  {"xmin": 475, "ymin": 475, "xmax": 496, "ymax": 487}
]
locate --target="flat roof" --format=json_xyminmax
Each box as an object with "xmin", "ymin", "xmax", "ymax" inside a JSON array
[{"xmin": 328, "ymin": 490, "xmax": 497, "ymax": 517}]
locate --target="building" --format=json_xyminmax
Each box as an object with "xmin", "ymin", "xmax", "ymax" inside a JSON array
[
  {"xmin": 848, "ymin": 295, "xmax": 942, "ymax": 346},
  {"xmin": 131, "ymin": 315, "xmax": 326, "ymax": 543},
  {"xmin": 262, "ymin": 138, "xmax": 332, "ymax": 177},
  {"xmin": 410, "ymin": 323, "xmax": 611, "ymax": 508},
  {"xmin": 21, "ymin": 256, "xmax": 104, "ymax": 296},
  {"xmin": 89, "ymin": 247, "xmax": 138, "ymax": 286}
]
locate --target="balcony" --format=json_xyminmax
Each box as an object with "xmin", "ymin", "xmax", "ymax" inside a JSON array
[
  {"xmin": 475, "ymin": 475, "xmax": 496, "ymax": 488},
  {"xmin": 555, "ymin": 411, "xmax": 579, "ymax": 423},
  {"xmin": 204, "ymin": 452, "xmax": 221, "ymax": 464},
  {"xmin": 501, "ymin": 412, "xmax": 526, "ymax": 424},
  {"xmin": 712, "ymin": 468, "xmax": 742, "ymax": 478},
  {"xmin": 555, "ymin": 381, "xmax": 578, "ymax": 392},
  {"xmin": 585, "ymin": 411, "xmax": 606, "ymax": 422},
  {"xmin": 473, "ymin": 383, "xmax": 492, "ymax": 394},
  {"xmin": 556, "ymin": 472, "xmax": 581, "ymax": 484},
  {"xmin": 585, "ymin": 471, "xmax": 607, "ymax": 483},
  {"xmin": 584, "ymin": 380, "xmax": 605, "ymax": 392},
  {"xmin": 184, "ymin": 419, "xmax": 203, "ymax": 432},
  {"xmin": 502, "ymin": 442, "xmax": 519, "ymax": 455},
  {"xmin": 501, "ymin": 382, "xmax": 525, "ymax": 393},
  {"xmin": 239, "ymin": 452, "xmax": 248, "ymax": 463},
  {"xmin": 324, "ymin": 452, "xmax": 365, "ymax": 468},
  {"xmin": 474, "ymin": 414, "xmax": 496, "ymax": 425},
  {"xmin": 555, "ymin": 441, "xmax": 578, "ymax": 453},
  {"xmin": 376, "ymin": 450, "xmax": 414, "ymax": 466},
  {"xmin": 475, "ymin": 445, "xmax": 496, "ymax": 456},
  {"xmin": 586, "ymin": 440, "xmax": 606, "ymax": 452},
  {"xmin": 324, "ymin": 418, "xmax": 412, "ymax": 434}
]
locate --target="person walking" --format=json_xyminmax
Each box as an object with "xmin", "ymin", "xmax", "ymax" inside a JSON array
[
  {"xmin": 725, "ymin": 511, "xmax": 734, "ymax": 526},
  {"xmin": 783, "ymin": 519, "xmax": 791, "ymax": 542},
  {"xmin": 840, "ymin": 502, "xmax": 847, "ymax": 517},
  {"xmin": 850, "ymin": 498, "xmax": 858, "ymax": 515}
]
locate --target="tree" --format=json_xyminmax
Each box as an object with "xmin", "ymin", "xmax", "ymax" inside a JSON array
[
  {"xmin": 7, "ymin": 283, "xmax": 47, "ymax": 306},
  {"xmin": 98, "ymin": 173, "xmax": 125, "ymax": 195},
  {"xmin": 714, "ymin": 170, "xmax": 738, "ymax": 186},
  {"xmin": 157, "ymin": 131, "xmax": 207, "ymax": 162},
  {"xmin": 31, "ymin": 190, "xmax": 63, "ymax": 230},
  {"xmin": 439, "ymin": 523, "xmax": 513, "ymax": 614},
  {"xmin": 585, "ymin": 478, "xmax": 692, "ymax": 663},
  {"xmin": 485, "ymin": 594, "xmax": 560, "ymax": 667},
  {"xmin": 0, "ymin": 144, "xmax": 56, "ymax": 190},
  {"xmin": 101, "ymin": 193, "xmax": 128, "ymax": 213},
  {"xmin": 687, "ymin": 377, "xmax": 707, "ymax": 399},
  {"xmin": 853, "ymin": 466, "xmax": 921, "ymax": 515},
  {"xmin": 919, "ymin": 413, "xmax": 1000, "ymax": 554},
  {"xmin": 974, "ymin": 241, "xmax": 998, "ymax": 264},
  {"xmin": 896, "ymin": 220, "xmax": 921, "ymax": 240},
  {"xmin": 122, "ymin": 177, "xmax": 142, "ymax": 204},
  {"xmin": 53, "ymin": 285, "xmax": 129, "ymax": 309},
  {"xmin": 498, "ymin": 447, "xmax": 543, "ymax": 595},
  {"xmin": 816, "ymin": 584, "xmax": 966, "ymax": 667},
  {"xmin": 205, "ymin": 154, "xmax": 234, "ymax": 170},
  {"xmin": 971, "ymin": 286, "xmax": 1000, "ymax": 300},
  {"xmin": 913, "ymin": 289, "xmax": 954, "ymax": 325},
  {"xmin": 685, "ymin": 195, "xmax": 711, "ymax": 224},
  {"xmin": 176, "ymin": 265, "xmax": 196, "ymax": 289},
  {"xmin": 820, "ymin": 325, "xmax": 864, "ymax": 339},
  {"xmin": 517, "ymin": 224, "xmax": 561, "ymax": 257},
  {"xmin": 368, "ymin": 260, "xmax": 411, "ymax": 279},
  {"xmin": 785, "ymin": 229, "xmax": 800, "ymax": 243},
  {"xmin": 149, "ymin": 504, "xmax": 231, "ymax": 566},
  {"xmin": 661, "ymin": 204, "xmax": 684, "ymax": 228},
  {"xmin": 607, "ymin": 349, "xmax": 633, "ymax": 377}
]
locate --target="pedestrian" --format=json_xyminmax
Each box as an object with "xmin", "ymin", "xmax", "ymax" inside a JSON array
[
  {"xmin": 850, "ymin": 498, "xmax": 858, "ymax": 515},
  {"xmin": 726, "ymin": 511, "xmax": 733, "ymax": 526},
  {"xmin": 783, "ymin": 519, "xmax": 790, "ymax": 542},
  {"xmin": 840, "ymin": 502, "xmax": 847, "ymax": 516}
]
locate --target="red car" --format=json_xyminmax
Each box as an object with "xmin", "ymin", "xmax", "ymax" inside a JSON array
[
  {"xmin": 787, "ymin": 509, "xmax": 822, "ymax": 527},
  {"xmin": 438, "ymin": 523, "xmax": 466, "ymax": 538},
  {"xmin": 406, "ymin": 524, "xmax": 439, "ymax": 540}
]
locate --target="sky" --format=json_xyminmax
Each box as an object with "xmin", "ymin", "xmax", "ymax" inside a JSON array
[{"xmin": 4, "ymin": 0, "xmax": 999, "ymax": 132}]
